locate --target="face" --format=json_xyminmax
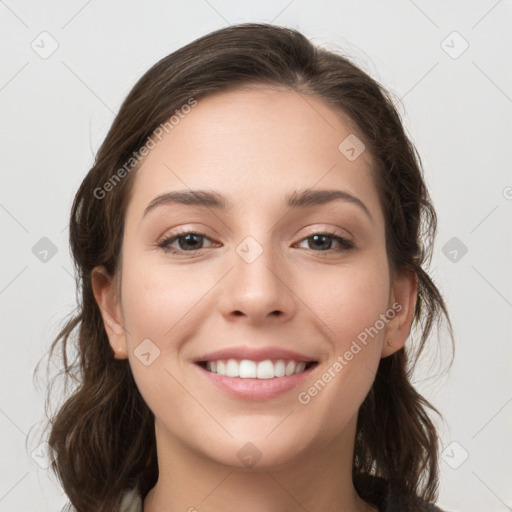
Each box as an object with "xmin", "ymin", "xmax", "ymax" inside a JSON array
[{"xmin": 94, "ymin": 85, "xmax": 416, "ymax": 471}]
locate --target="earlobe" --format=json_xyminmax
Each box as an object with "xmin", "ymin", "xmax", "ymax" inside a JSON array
[
  {"xmin": 381, "ymin": 271, "xmax": 418, "ymax": 358},
  {"xmin": 91, "ymin": 266, "xmax": 128, "ymax": 360}
]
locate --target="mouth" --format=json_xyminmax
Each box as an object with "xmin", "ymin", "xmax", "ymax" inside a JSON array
[
  {"xmin": 194, "ymin": 357, "xmax": 319, "ymax": 400},
  {"xmin": 196, "ymin": 359, "xmax": 318, "ymax": 379},
  {"xmin": 193, "ymin": 346, "xmax": 319, "ymax": 400}
]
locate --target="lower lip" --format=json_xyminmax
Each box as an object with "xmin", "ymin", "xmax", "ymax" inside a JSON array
[{"xmin": 195, "ymin": 363, "xmax": 317, "ymax": 400}]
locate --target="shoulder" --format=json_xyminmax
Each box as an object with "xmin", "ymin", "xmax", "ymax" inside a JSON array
[
  {"xmin": 67, "ymin": 476, "xmax": 450, "ymax": 512},
  {"xmin": 354, "ymin": 473, "xmax": 447, "ymax": 512}
]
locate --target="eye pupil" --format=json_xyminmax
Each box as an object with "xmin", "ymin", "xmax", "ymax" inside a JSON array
[
  {"xmin": 179, "ymin": 233, "xmax": 203, "ymax": 250},
  {"xmin": 310, "ymin": 234, "xmax": 332, "ymax": 251}
]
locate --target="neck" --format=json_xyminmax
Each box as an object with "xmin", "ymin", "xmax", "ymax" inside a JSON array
[{"xmin": 143, "ymin": 416, "xmax": 376, "ymax": 512}]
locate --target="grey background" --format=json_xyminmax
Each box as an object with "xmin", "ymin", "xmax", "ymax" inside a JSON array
[{"xmin": 1, "ymin": 1, "xmax": 511, "ymax": 510}]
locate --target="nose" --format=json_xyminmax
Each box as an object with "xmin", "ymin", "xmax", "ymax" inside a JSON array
[{"xmin": 217, "ymin": 239, "xmax": 297, "ymax": 325}]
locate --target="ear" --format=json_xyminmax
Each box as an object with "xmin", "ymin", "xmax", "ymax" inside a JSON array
[
  {"xmin": 381, "ymin": 270, "xmax": 418, "ymax": 358},
  {"xmin": 91, "ymin": 266, "xmax": 128, "ymax": 359}
]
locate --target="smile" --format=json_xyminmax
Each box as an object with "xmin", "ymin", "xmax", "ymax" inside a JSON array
[{"xmin": 198, "ymin": 359, "xmax": 317, "ymax": 379}]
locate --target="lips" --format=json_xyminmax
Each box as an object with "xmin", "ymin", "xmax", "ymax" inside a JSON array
[
  {"xmin": 195, "ymin": 359, "xmax": 318, "ymax": 400},
  {"xmin": 194, "ymin": 346, "xmax": 318, "ymax": 398}
]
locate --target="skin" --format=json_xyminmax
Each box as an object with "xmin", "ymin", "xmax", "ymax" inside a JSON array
[{"xmin": 92, "ymin": 85, "xmax": 417, "ymax": 512}]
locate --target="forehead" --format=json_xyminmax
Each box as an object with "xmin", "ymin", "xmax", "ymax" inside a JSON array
[{"xmin": 125, "ymin": 86, "xmax": 383, "ymax": 224}]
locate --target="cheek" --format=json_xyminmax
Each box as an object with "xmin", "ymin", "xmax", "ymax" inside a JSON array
[
  {"xmin": 118, "ymin": 257, "xmax": 203, "ymax": 402},
  {"xmin": 299, "ymin": 258, "xmax": 391, "ymax": 346},
  {"xmin": 120, "ymin": 256, "xmax": 205, "ymax": 343},
  {"xmin": 252, "ymin": 261, "xmax": 388, "ymax": 457},
  {"xmin": 292, "ymin": 262, "xmax": 390, "ymax": 437}
]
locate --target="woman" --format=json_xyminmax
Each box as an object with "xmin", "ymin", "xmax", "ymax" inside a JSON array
[{"xmin": 46, "ymin": 23, "xmax": 453, "ymax": 512}]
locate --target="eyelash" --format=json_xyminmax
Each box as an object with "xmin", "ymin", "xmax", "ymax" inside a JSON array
[{"xmin": 157, "ymin": 229, "xmax": 355, "ymax": 256}]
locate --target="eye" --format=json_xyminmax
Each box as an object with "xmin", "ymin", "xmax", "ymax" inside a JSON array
[
  {"xmin": 296, "ymin": 232, "xmax": 354, "ymax": 253},
  {"xmin": 157, "ymin": 231, "xmax": 216, "ymax": 254},
  {"xmin": 157, "ymin": 230, "xmax": 354, "ymax": 255}
]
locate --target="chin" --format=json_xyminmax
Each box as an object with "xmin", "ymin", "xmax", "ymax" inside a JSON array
[{"xmin": 198, "ymin": 430, "xmax": 315, "ymax": 471}]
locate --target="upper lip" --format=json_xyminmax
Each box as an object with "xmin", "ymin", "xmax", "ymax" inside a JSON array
[{"xmin": 194, "ymin": 346, "xmax": 317, "ymax": 363}]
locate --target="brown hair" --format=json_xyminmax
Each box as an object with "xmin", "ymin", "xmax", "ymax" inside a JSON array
[{"xmin": 40, "ymin": 23, "xmax": 453, "ymax": 511}]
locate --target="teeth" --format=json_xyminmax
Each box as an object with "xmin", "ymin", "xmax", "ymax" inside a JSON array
[
  {"xmin": 257, "ymin": 360, "xmax": 274, "ymax": 379},
  {"xmin": 295, "ymin": 362, "xmax": 306, "ymax": 374},
  {"xmin": 204, "ymin": 359, "xmax": 311, "ymax": 379},
  {"xmin": 225, "ymin": 359, "xmax": 239, "ymax": 377},
  {"xmin": 239, "ymin": 359, "xmax": 257, "ymax": 378},
  {"xmin": 274, "ymin": 360, "xmax": 286, "ymax": 377}
]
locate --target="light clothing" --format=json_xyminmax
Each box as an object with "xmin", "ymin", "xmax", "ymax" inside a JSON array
[{"xmin": 119, "ymin": 487, "xmax": 143, "ymax": 512}]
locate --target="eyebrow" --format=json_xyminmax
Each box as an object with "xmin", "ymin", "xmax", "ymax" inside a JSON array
[{"xmin": 143, "ymin": 188, "xmax": 372, "ymax": 221}]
